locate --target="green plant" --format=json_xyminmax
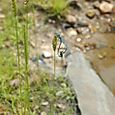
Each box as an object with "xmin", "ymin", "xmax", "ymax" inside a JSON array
[
  {"xmin": 52, "ymin": 35, "xmax": 58, "ymax": 78},
  {"xmin": 37, "ymin": 0, "xmax": 68, "ymax": 17}
]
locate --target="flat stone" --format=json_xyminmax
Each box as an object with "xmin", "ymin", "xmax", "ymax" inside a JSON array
[{"xmin": 66, "ymin": 51, "xmax": 115, "ymax": 115}]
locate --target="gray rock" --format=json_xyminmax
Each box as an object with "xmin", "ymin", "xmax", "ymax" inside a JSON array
[{"xmin": 66, "ymin": 51, "xmax": 115, "ymax": 115}]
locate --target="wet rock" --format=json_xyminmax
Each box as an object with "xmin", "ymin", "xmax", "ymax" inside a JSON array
[
  {"xmin": 86, "ymin": 9, "xmax": 96, "ymax": 19},
  {"xmin": 42, "ymin": 51, "xmax": 52, "ymax": 59},
  {"xmin": 67, "ymin": 28, "xmax": 77, "ymax": 37},
  {"xmin": 10, "ymin": 79, "xmax": 20, "ymax": 88},
  {"xmin": 99, "ymin": 1, "xmax": 113, "ymax": 13},
  {"xmin": 66, "ymin": 14, "xmax": 77, "ymax": 24}
]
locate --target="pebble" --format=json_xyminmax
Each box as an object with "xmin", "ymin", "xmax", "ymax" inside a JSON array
[
  {"xmin": 56, "ymin": 90, "xmax": 64, "ymax": 97},
  {"xmin": 41, "ymin": 111, "xmax": 47, "ymax": 115},
  {"xmin": 0, "ymin": 14, "xmax": 5, "ymax": 19},
  {"xmin": 41, "ymin": 101, "xmax": 49, "ymax": 106},
  {"xmin": 56, "ymin": 103, "xmax": 66, "ymax": 110},
  {"xmin": 67, "ymin": 28, "xmax": 77, "ymax": 36},
  {"xmin": 76, "ymin": 37, "xmax": 82, "ymax": 42},
  {"xmin": 66, "ymin": 14, "xmax": 77, "ymax": 24},
  {"xmin": 99, "ymin": 1, "xmax": 113, "ymax": 13},
  {"xmin": 86, "ymin": 10, "xmax": 96, "ymax": 19},
  {"xmin": 77, "ymin": 27, "xmax": 90, "ymax": 34},
  {"xmin": 10, "ymin": 79, "xmax": 20, "ymax": 88},
  {"xmin": 42, "ymin": 51, "xmax": 52, "ymax": 59}
]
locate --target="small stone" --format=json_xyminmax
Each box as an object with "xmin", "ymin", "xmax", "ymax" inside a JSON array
[
  {"xmin": 5, "ymin": 41, "xmax": 11, "ymax": 48},
  {"xmin": 61, "ymin": 83, "xmax": 67, "ymax": 88},
  {"xmin": 30, "ymin": 41, "xmax": 35, "ymax": 48},
  {"xmin": 76, "ymin": 37, "xmax": 82, "ymax": 42},
  {"xmin": 56, "ymin": 91, "xmax": 64, "ymax": 96},
  {"xmin": 98, "ymin": 54, "xmax": 104, "ymax": 59},
  {"xmin": 77, "ymin": 27, "xmax": 90, "ymax": 34},
  {"xmin": 41, "ymin": 111, "xmax": 47, "ymax": 115},
  {"xmin": 66, "ymin": 14, "xmax": 77, "ymax": 24},
  {"xmin": 99, "ymin": 1, "xmax": 113, "ymax": 13},
  {"xmin": 41, "ymin": 101, "xmax": 49, "ymax": 106},
  {"xmin": 86, "ymin": 10, "xmax": 96, "ymax": 19},
  {"xmin": 67, "ymin": 28, "xmax": 77, "ymax": 36},
  {"xmin": 93, "ymin": 1, "xmax": 100, "ymax": 9},
  {"xmin": 42, "ymin": 51, "xmax": 52, "ymax": 58},
  {"xmin": 56, "ymin": 103, "xmax": 66, "ymax": 110},
  {"xmin": 10, "ymin": 79, "xmax": 20, "ymax": 88},
  {"xmin": 85, "ymin": 34, "xmax": 91, "ymax": 39},
  {"xmin": 0, "ymin": 14, "xmax": 5, "ymax": 19}
]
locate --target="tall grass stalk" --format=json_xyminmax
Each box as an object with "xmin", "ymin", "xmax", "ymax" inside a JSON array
[
  {"xmin": 11, "ymin": 0, "xmax": 22, "ymax": 113},
  {"xmin": 23, "ymin": 0, "xmax": 30, "ymax": 113},
  {"xmin": 11, "ymin": 0, "xmax": 20, "ymax": 72},
  {"xmin": 52, "ymin": 35, "xmax": 58, "ymax": 78}
]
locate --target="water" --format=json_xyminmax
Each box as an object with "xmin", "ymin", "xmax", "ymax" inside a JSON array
[{"xmin": 86, "ymin": 33, "xmax": 115, "ymax": 95}]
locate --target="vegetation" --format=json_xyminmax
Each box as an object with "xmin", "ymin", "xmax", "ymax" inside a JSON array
[{"xmin": 0, "ymin": 0, "xmax": 77, "ymax": 114}]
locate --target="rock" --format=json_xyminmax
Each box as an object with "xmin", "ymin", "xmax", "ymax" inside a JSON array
[
  {"xmin": 76, "ymin": 37, "xmax": 82, "ymax": 42},
  {"xmin": 66, "ymin": 51, "xmax": 115, "ymax": 115},
  {"xmin": 30, "ymin": 41, "xmax": 35, "ymax": 48},
  {"xmin": 67, "ymin": 28, "xmax": 77, "ymax": 37},
  {"xmin": 56, "ymin": 103, "xmax": 66, "ymax": 110},
  {"xmin": 61, "ymin": 83, "xmax": 67, "ymax": 88},
  {"xmin": 93, "ymin": 1, "xmax": 100, "ymax": 9},
  {"xmin": 0, "ymin": 14, "xmax": 5, "ymax": 19},
  {"xmin": 10, "ymin": 79, "xmax": 20, "ymax": 88},
  {"xmin": 77, "ymin": 21, "xmax": 89, "ymax": 27},
  {"xmin": 56, "ymin": 90, "xmax": 64, "ymax": 96},
  {"xmin": 77, "ymin": 27, "xmax": 90, "ymax": 34},
  {"xmin": 99, "ymin": 1, "xmax": 113, "ymax": 13},
  {"xmin": 98, "ymin": 54, "xmax": 105, "ymax": 59},
  {"xmin": 4, "ymin": 41, "xmax": 11, "ymax": 48},
  {"xmin": 69, "ymin": 0, "xmax": 82, "ymax": 10},
  {"xmin": 62, "ymin": 23, "xmax": 72, "ymax": 29},
  {"xmin": 41, "ymin": 111, "xmax": 47, "ymax": 115},
  {"xmin": 66, "ymin": 14, "xmax": 77, "ymax": 24},
  {"xmin": 41, "ymin": 101, "xmax": 49, "ymax": 106},
  {"xmin": 42, "ymin": 51, "xmax": 52, "ymax": 59},
  {"xmin": 86, "ymin": 9, "xmax": 96, "ymax": 19}
]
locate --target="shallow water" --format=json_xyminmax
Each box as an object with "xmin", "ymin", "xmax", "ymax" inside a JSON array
[{"xmin": 86, "ymin": 33, "xmax": 115, "ymax": 95}]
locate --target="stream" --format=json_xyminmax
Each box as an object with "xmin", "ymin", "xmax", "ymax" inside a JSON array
[{"xmin": 85, "ymin": 33, "xmax": 115, "ymax": 95}]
